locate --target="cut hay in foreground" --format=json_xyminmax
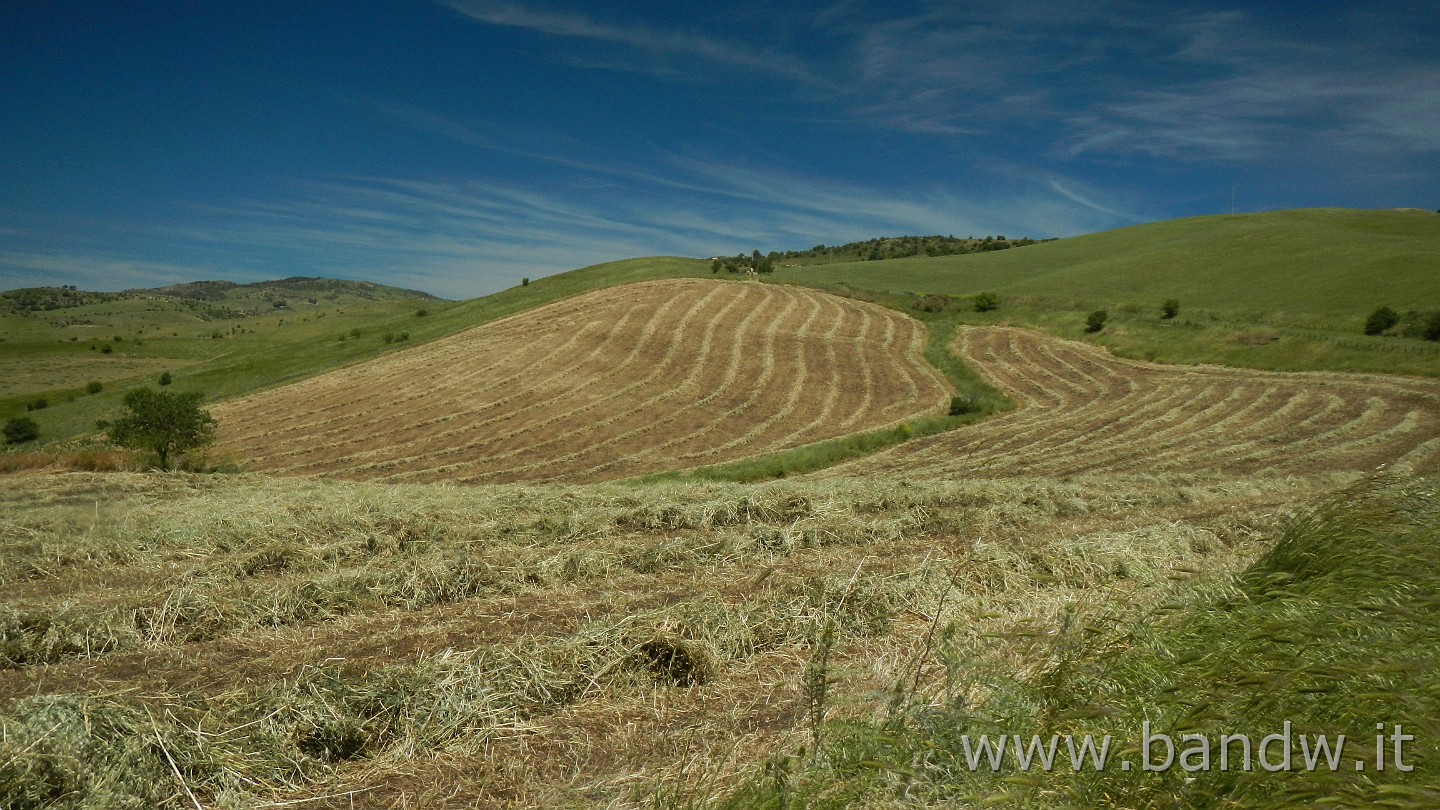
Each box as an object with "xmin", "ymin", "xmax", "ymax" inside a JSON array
[
  {"xmin": 820, "ymin": 326, "xmax": 1440, "ymax": 479},
  {"xmin": 213, "ymin": 279, "xmax": 949, "ymax": 484}
]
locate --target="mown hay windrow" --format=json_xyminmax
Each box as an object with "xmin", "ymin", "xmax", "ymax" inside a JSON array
[
  {"xmin": 823, "ymin": 326, "xmax": 1440, "ymax": 480},
  {"xmin": 0, "ymin": 569, "xmax": 925, "ymax": 808},
  {"xmin": 0, "ymin": 472, "xmax": 1321, "ymax": 671},
  {"xmin": 211, "ymin": 279, "xmax": 950, "ymax": 484}
]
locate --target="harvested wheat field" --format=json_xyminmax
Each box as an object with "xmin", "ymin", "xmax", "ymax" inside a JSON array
[
  {"xmin": 821, "ymin": 326, "xmax": 1440, "ymax": 479},
  {"xmin": 213, "ymin": 279, "xmax": 949, "ymax": 484}
]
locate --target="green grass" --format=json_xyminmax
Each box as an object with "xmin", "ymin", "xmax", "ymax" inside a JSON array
[
  {"xmin": 777, "ymin": 208, "xmax": 1440, "ymax": 377},
  {"xmin": 780, "ymin": 209, "xmax": 1440, "ymax": 321},
  {"xmin": 709, "ymin": 476, "xmax": 1440, "ymax": 808}
]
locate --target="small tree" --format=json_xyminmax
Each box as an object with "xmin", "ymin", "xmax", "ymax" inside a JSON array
[
  {"xmin": 158, "ymin": 371, "xmax": 173, "ymax": 386},
  {"xmin": 1085, "ymin": 309, "xmax": 1109, "ymax": 333},
  {"xmin": 4, "ymin": 416, "xmax": 39, "ymax": 445},
  {"xmin": 1365, "ymin": 305, "xmax": 1399, "ymax": 336},
  {"xmin": 1161, "ymin": 298, "xmax": 1180, "ymax": 319},
  {"xmin": 973, "ymin": 292, "xmax": 1000, "ymax": 312},
  {"xmin": 101, "ymin": 388, "xmax": 217, "ymax": 471},
  {"xmin": 86, "ymin": 380, "xmax": 104, "ymax": 394}
]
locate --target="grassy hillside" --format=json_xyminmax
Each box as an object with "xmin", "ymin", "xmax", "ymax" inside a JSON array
[
  {"xmin": 778, "ymin": 209, "xmax": 1440, "ymax": 377},
  {"xmin": 0, "ymin": 257, "xmax": 709, "ymax": 445},
  {"xmin": 781, "ymin": 209, "xmax": 1440, "ymax": 320}
]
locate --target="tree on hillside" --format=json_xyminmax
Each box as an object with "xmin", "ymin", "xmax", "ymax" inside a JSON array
[
  {"xmin": 100, "ymin": 388, "xmax": 217, "ymax": 470},
  {"xmin": 1365, "ymin": 305, "xmax": 1399, "ymax": 336},
  {"xmin": 1161, "ymin": 299, "xmax": 1180, "ymax": 319}
]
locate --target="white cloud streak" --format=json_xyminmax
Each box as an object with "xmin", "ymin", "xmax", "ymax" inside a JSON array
[{"xmin": 444, "ymin": 0, "xmax": 823, "ymax": 85}]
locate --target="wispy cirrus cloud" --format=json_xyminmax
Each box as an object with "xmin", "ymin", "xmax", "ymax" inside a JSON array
[
  {"xmin": 0, "ymin": 250, "xmax": 218, "ymax": 292},
  {"xmin": 10, "ymin": 111, "xmax": 1123, "ymax": 299},
  {"xmin": 444, "ymin": 0, "xmax": 824, "ymax": 85}
]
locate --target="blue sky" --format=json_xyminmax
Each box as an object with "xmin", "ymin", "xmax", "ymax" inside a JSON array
[{"xmin": 2, "ymin": 1, "xmax": 1437, "ymax": 299}]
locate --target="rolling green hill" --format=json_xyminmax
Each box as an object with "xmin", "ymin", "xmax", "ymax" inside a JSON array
[
  {"xmin": 780, "ymin": 208, "xmax": 1440, "ymax": 321},
  {"xmin": 779, "ymin": 208, "xmax": 1440, "ymax": 377}
]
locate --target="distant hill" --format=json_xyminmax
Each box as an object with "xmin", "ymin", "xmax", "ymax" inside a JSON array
[
  {"xmin": 778, "ymin": 234, "xmax": 1053, "ymax": 264},
  {"xmin": 2, "ymin": 276, "xmax": 441, "ymax": 319},
  {"xmin": 134, "ymin": 276, "xmax": 441, "ymax": 304}
]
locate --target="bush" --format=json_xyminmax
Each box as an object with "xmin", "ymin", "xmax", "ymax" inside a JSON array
[
  {"xmin": 100, "ymin": 344, "xmax": 113, "ymax": 354},
  {"xmin": 972, "ymin": 291, "xmax": 1000, "ymax": 312},
  {"xmin": 86, "ymin": 381, "xmax": 103, "ymax": 394},
  {"xmin": 3, "ymin": 416, "xmax": 40, "ymax": 445},
  {"xmin": 416, "ymin": 308, "xmax": 428, "ymax": 317},
  {"xmin": 913, "ymin": 294, "xmax": 952, "ymax": 313},
  {"xmin": 1365, "ymin": 305, "xmax": 1399, "ymax": 335},
  {"xmin": 948, "ymin": 394, "xmax": 983, "ymax": 415},
  {"xmin": 349, "ymin": 328, "xmax": 361, "ymax": 339},
  {"xmin": 1161, "ymin": 298, "xmax": 1180, "ymax": 319},
  {"xmin": 522, "ymin": 277, "xmax": 530, "ymax": 286},
  {"xmin": 25, "ymin": 398, "xmax": 48, "ymax": 411},
  {"xmin": 1085, "ymin": 309, "xmax": 1108, "ymax": 333},
  {"xmin": 383, "ymin": 333, "xmax": 395, "ymax": 344},
  {"xmin": 158, "ymin": 371, "xmax": 172, "ymax": 386}
]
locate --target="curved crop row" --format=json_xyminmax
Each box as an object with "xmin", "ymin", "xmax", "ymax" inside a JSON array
[
  {"xmin": 214, "ymin": 279, "xmax": 951, "ymax": 484},
  {"xmin": 823, "ymin": 326, "xmax": 1440, "ymax": 479}
]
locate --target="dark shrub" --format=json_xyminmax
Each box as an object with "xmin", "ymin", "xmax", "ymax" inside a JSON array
[
  {"xmin": 1085, "ymin": 309, "xmax": 1108, "ymax": 333},
  {"xmin": 1161, "ymin": 298, "xmax": 1180, "ymax": 319},
  {"xmin": 973, "ymin": 292, "xmax": 1000, "ymax": 312},
  {"xmin": 4, "ymin": 416, "xmax": 40, "ymax": 444},
  {"xmin": 1364, "ymin": 305, "xmax": 1399, "ymax": 335},
  {"xmin": 949, "ymin": 394, "xmax": 983, "ymax": 415},
  {"xmin": 86, "ymin": 380, "xmax": 103, "ymax": 394}
]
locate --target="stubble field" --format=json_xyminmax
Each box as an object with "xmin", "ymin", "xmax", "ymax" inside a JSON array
[
  {"xmin": 822, "ymin": 326, "xmax": 1440, "ymax": 480},
  {"xmin": 213, "ymin": 279, "xmax": 950, "ymax": 484}
]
